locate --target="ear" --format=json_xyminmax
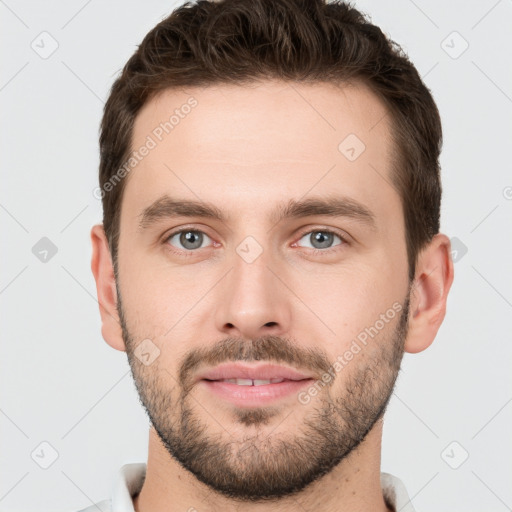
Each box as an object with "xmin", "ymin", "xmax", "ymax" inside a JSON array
[
  {"xmin": 90, "ymin": 224, "xmax": 126, "ymax": 352},
  {"xmin": 405, "ymin": 233, "xmax": 455, "ymax": 354}
]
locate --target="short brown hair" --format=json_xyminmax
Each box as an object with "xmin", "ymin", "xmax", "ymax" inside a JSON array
[{"xmin": 99, "ymin": 0, "xmax": 443, "ymax": 283}]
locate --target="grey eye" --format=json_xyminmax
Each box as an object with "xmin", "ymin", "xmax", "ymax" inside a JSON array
[
  {"xmin": 298, "ymin": 230, "xmax": 342, "ymax": 250},
  {"xmin": 168, "ymin": 230, "xmax": 211, "ymax": 250}
]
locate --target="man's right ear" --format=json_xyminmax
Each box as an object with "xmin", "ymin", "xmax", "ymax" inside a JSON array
[{"xmin": 90, "ymin": 224, "xmax": 126, "ymax": 352}]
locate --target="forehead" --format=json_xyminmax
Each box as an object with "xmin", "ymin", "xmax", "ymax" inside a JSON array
[{"xmin": 123, "ymin": 80, "xmax": 398, "ymax": 230}]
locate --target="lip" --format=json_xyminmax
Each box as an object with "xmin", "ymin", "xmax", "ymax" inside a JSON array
[
  {"xmin": 199, "ymin": 379, "xmax": 314, "ymax": 407},
  {"xmin": 195, "ymin": 362, "xmax": 315, "ymax": 383}
]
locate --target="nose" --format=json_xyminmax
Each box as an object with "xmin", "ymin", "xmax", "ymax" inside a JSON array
[{"xmin": 214, "ymin": 245, "xmax": 292, "ymax": 341}]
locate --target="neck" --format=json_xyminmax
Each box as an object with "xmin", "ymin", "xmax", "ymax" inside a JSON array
[{"xmin": 133, "ymin": 419, "xmax": 392, "ymax": 512}]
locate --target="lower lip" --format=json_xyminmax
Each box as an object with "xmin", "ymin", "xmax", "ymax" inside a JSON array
[{"xmin": 199, "ymin": 379, "xmax": 314, "ymax": 407}]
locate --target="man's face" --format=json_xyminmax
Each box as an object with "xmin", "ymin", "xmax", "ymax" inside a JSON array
[{"xmin": 115, "ymin": 80, "xmax": 412, "ymax": 500}]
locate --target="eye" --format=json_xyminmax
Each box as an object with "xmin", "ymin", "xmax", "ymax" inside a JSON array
[
  {"xmin": 295, "ymin": 229, "xmax": 347, "ymax": 253},
  {"xmin": 163, "ymin": 227, "xmax": 348, "ymax": 257},
  {"xmin": 165, "ymin": 229, "xmax": 213, "ymax": 252}
]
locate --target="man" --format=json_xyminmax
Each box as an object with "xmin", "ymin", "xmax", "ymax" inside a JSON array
[{"xmin": 86, "ymin": 0, "xmax": 454, "ymax": 510}]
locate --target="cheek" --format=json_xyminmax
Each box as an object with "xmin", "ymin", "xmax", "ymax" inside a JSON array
[
  {"xmin": 118, "ymin": 254, "xmax": 199, "ymax": 329},
  {"xmin": 297, "ymin": 263, "xmax": 403, "ymax": 351}
]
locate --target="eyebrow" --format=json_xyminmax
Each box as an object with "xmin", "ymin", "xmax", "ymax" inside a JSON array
[{"xmin": 137, "ymin": 194, "xmax": 377, "ymax": 232}]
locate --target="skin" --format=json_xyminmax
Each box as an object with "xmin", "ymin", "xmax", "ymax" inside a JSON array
[{"xmin": 91, "ymin": 80, "xmax": 454, "ymax": 512}]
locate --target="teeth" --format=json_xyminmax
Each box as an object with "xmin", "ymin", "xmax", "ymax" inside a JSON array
[
  {"xmin": 253, "ymin": 379, "xmax": 272, "ymax": 386},
  {"xmin": 219, "ymin": 378, "xmax": 286, "ymax": 385},
  {"xmin": 234, "ymin": 378, "xmax": 253, "ymax": 386}
]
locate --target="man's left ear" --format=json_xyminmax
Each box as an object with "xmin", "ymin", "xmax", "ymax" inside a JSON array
[{"xmin": 404, "ymin": 233, "xmax": 455, "ymax": 354}]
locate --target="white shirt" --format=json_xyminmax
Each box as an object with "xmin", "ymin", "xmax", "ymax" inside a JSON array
[{"xmin": 75, "ymin": 463, "xmax": 416, "ymax": 512}]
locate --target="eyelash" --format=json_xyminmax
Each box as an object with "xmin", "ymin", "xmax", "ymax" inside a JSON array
[{"xmin": 163, "ymin": 226, "xmax": 350, "ymax": 258}]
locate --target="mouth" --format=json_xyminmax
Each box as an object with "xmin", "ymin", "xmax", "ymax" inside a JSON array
[
  {"xmin": 196, "ymin": 363, "xmax": 315, "ymax": 407},
  {"xmin": 198, "ymin": 378, "xmax": 314, "ymax": 407},
  {"xmin": 203, "ymin": 377, "xmax": 298, "ymax": 386}
]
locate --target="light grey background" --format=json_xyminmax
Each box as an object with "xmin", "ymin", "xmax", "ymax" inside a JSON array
[{"xmin": 1, "ymin": 1, "xmax": 511, "ymax": 511}]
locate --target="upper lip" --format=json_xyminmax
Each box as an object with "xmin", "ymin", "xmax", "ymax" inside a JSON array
[{"xmin": 196, "ymin": 363, "xmax": 315, "ymax": 383}]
